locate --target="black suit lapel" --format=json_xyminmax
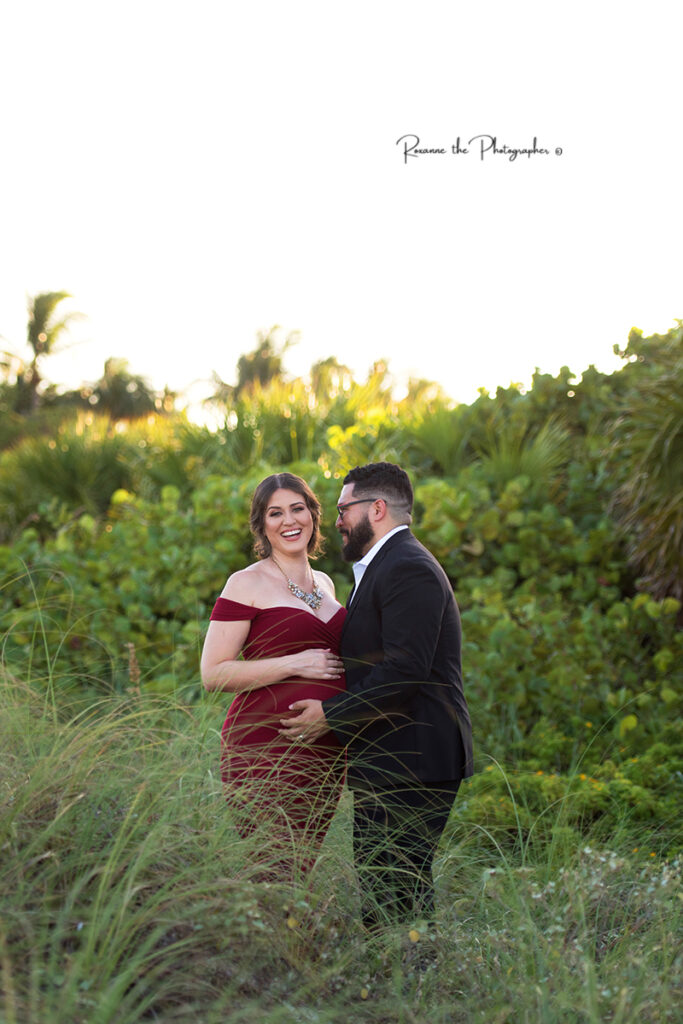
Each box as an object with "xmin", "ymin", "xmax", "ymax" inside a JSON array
[{"xmin": 341, "ymin": 530, "xmax": 413, "ymax": 639}]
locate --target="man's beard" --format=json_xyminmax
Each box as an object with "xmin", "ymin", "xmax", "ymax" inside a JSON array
[{"xmin": 340, "ymin": 515, "xmax": 375, "ymax": 562}]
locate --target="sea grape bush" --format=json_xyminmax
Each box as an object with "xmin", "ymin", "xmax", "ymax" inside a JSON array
[{"xmin": 1, "ymin": 466, "xmax": 680, "ymax": 836}]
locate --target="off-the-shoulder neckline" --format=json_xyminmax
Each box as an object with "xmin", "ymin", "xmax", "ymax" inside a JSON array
[{"xmin": 215, "ymin": 596, "xmax": 345, "ymax": 627}]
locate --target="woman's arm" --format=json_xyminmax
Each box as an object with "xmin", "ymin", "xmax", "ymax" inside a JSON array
[{"xmin": 200, "ymin": 619, "xmax": 343, "ymax": 693}]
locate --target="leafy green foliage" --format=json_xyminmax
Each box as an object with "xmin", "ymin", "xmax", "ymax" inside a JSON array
[
  {"xmin": 0, "ymin": 321, "xmax": 681, "ymax": 846},
  {"xmin": 475, "ymin": 416, "xmax": 571, "ymax": 499},
  {"xmin": 1, "ymin": 322, "xmax": 682, "ymax": 1022},
  {"xmin": 0, "ymin": 421, "xmax": 135, "ymax": 539},
  {"xmin": 609, "ymin": 322, "xmax": 683, "ymax": 600}
]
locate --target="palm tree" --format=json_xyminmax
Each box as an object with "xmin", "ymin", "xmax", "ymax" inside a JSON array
[
  {"xmin": 14, "ymin": 291, "xmax": 82, "ymax": 414},
  {"xmin": 84, "ymin": 358, "xmax": 160, "ymax": 423},
  {"xmin": 310, "ymin": 356, "xmax": 353, "ymax": 401},
  {"xmin": 235, "ymin": 326, "xmax": 298, "ymax": 395}
]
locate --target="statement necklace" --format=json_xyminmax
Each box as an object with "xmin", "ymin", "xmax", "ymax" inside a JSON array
[{"xmin": 271, "ymin": 555, "xmax": 324, "ymax": 611}]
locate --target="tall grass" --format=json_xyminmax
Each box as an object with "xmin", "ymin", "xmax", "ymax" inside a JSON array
[{"xmin": 1, "ymin": 673, "xmax": 680, "ymax": 1024}]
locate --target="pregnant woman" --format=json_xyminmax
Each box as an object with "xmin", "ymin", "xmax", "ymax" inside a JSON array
[{"xmin": 200, "ymin": 473, "xmax": 346, "ymax": 878}]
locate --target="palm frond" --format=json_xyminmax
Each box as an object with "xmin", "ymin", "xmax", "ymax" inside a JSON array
[
  {"xmin": 476, "ymin": 416, "xmax": 571, "ymax": 497},
  {"xmin": 609, "ymin": 358, "xmax": 683, "ymax": 600}
]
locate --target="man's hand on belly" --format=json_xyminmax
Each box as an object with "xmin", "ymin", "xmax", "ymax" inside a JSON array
[{"xmin": 278, "ymin": 699, "xmax": 330, "ymax": 743}]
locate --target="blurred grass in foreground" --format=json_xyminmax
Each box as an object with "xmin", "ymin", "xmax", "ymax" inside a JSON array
[{"xmin": 1, "ymin": 677, "xmax": 680, "ymax": 1024}]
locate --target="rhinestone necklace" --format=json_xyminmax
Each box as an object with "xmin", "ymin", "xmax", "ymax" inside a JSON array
[{"xmin": 270, "ymin": 555, "xmax": 324, "ymax": 611}]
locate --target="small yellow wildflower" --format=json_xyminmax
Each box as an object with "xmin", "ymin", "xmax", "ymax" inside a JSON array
[
  {"xmin": 650, "ymin": 852, "xmax": 656, "ymax": 858},
  {"xmin": 633, "ymin": 847, "xmax": 639, "ymax": 853},
  {"xmin": 360, "ymin": 988, "xmax": 369, "ymax": 1000},
  {"xmin": 536, "ymin": 770, "xmax": 544, "ymax": 776},
  {"xmin": 286, "ymin": 916, "xmax": 299, "ymax": 930},
  {"xmin": 585, "ymin": 721, "xmax": 593, "ymax": 728},
  {"xmin": 579, "ymin": 773, "xmax": 587, "ymax": 781},
  {"xmin": 408, "ymin": 929, "xmax": 420, "ymax": 943}
]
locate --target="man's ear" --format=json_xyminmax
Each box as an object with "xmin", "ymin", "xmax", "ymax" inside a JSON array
[{"xmin": 372, "ymin": 498, "xmax": 390, "ymax": 522}]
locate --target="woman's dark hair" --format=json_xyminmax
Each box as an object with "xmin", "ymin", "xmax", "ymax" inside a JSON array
[{"xmin": 250, "ymin": 473, "xmax": 323, "ymax": 559}]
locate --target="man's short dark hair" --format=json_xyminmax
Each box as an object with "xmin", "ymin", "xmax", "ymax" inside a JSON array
[{"xmin": 344, "ymin": 462, "xmax": 413, "ymax": 522}]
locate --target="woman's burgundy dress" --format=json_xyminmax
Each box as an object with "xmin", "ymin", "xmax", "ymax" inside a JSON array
[{"xmin": 209, "ymin": 597, "xmax": 346, "ymax": 872}]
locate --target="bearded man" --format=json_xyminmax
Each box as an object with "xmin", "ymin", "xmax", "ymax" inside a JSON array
[{"xmin": 280, "ymin": 462, "xmax": 473, "ymax": 928}]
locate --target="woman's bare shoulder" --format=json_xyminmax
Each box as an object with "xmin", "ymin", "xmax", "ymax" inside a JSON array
[{"xmin": 220, "ymin": 563, "xmax": 269, "ymax": 603}]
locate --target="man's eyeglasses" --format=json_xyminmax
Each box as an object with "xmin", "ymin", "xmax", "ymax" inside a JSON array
[{"xmin": 336, "ymin": 498, "xmax": 380, "ymax": 520}]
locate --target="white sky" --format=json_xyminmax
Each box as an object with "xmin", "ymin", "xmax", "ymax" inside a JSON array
[{"xmin": 1, "ymin": 1, "xmax": 681, "ymax": 414}]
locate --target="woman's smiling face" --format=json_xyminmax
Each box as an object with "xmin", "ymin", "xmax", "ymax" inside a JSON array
[{"xmin": 263, "ymin": 488, "xmax": 314, "ymax": 557}]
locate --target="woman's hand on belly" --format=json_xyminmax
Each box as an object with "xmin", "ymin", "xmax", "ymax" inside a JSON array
[{"xmin": 286, "ymin": 649, "xmax": 344, "ymax": 680}]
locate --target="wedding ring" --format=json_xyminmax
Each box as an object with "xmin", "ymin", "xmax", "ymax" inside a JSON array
[{"xmin": 297, "ymin": 733, "xmax": 305, "ymax": 740}]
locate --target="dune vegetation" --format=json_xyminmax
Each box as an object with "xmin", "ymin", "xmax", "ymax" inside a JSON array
[{"xmin": 1, "ymin": 316, "xmax": 681, "ymax": 1021}]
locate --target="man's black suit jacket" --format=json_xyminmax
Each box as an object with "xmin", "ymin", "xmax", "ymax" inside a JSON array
[{"xmin": 322, "ymin": 529, "xmax": 473, "ymax": 789}]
